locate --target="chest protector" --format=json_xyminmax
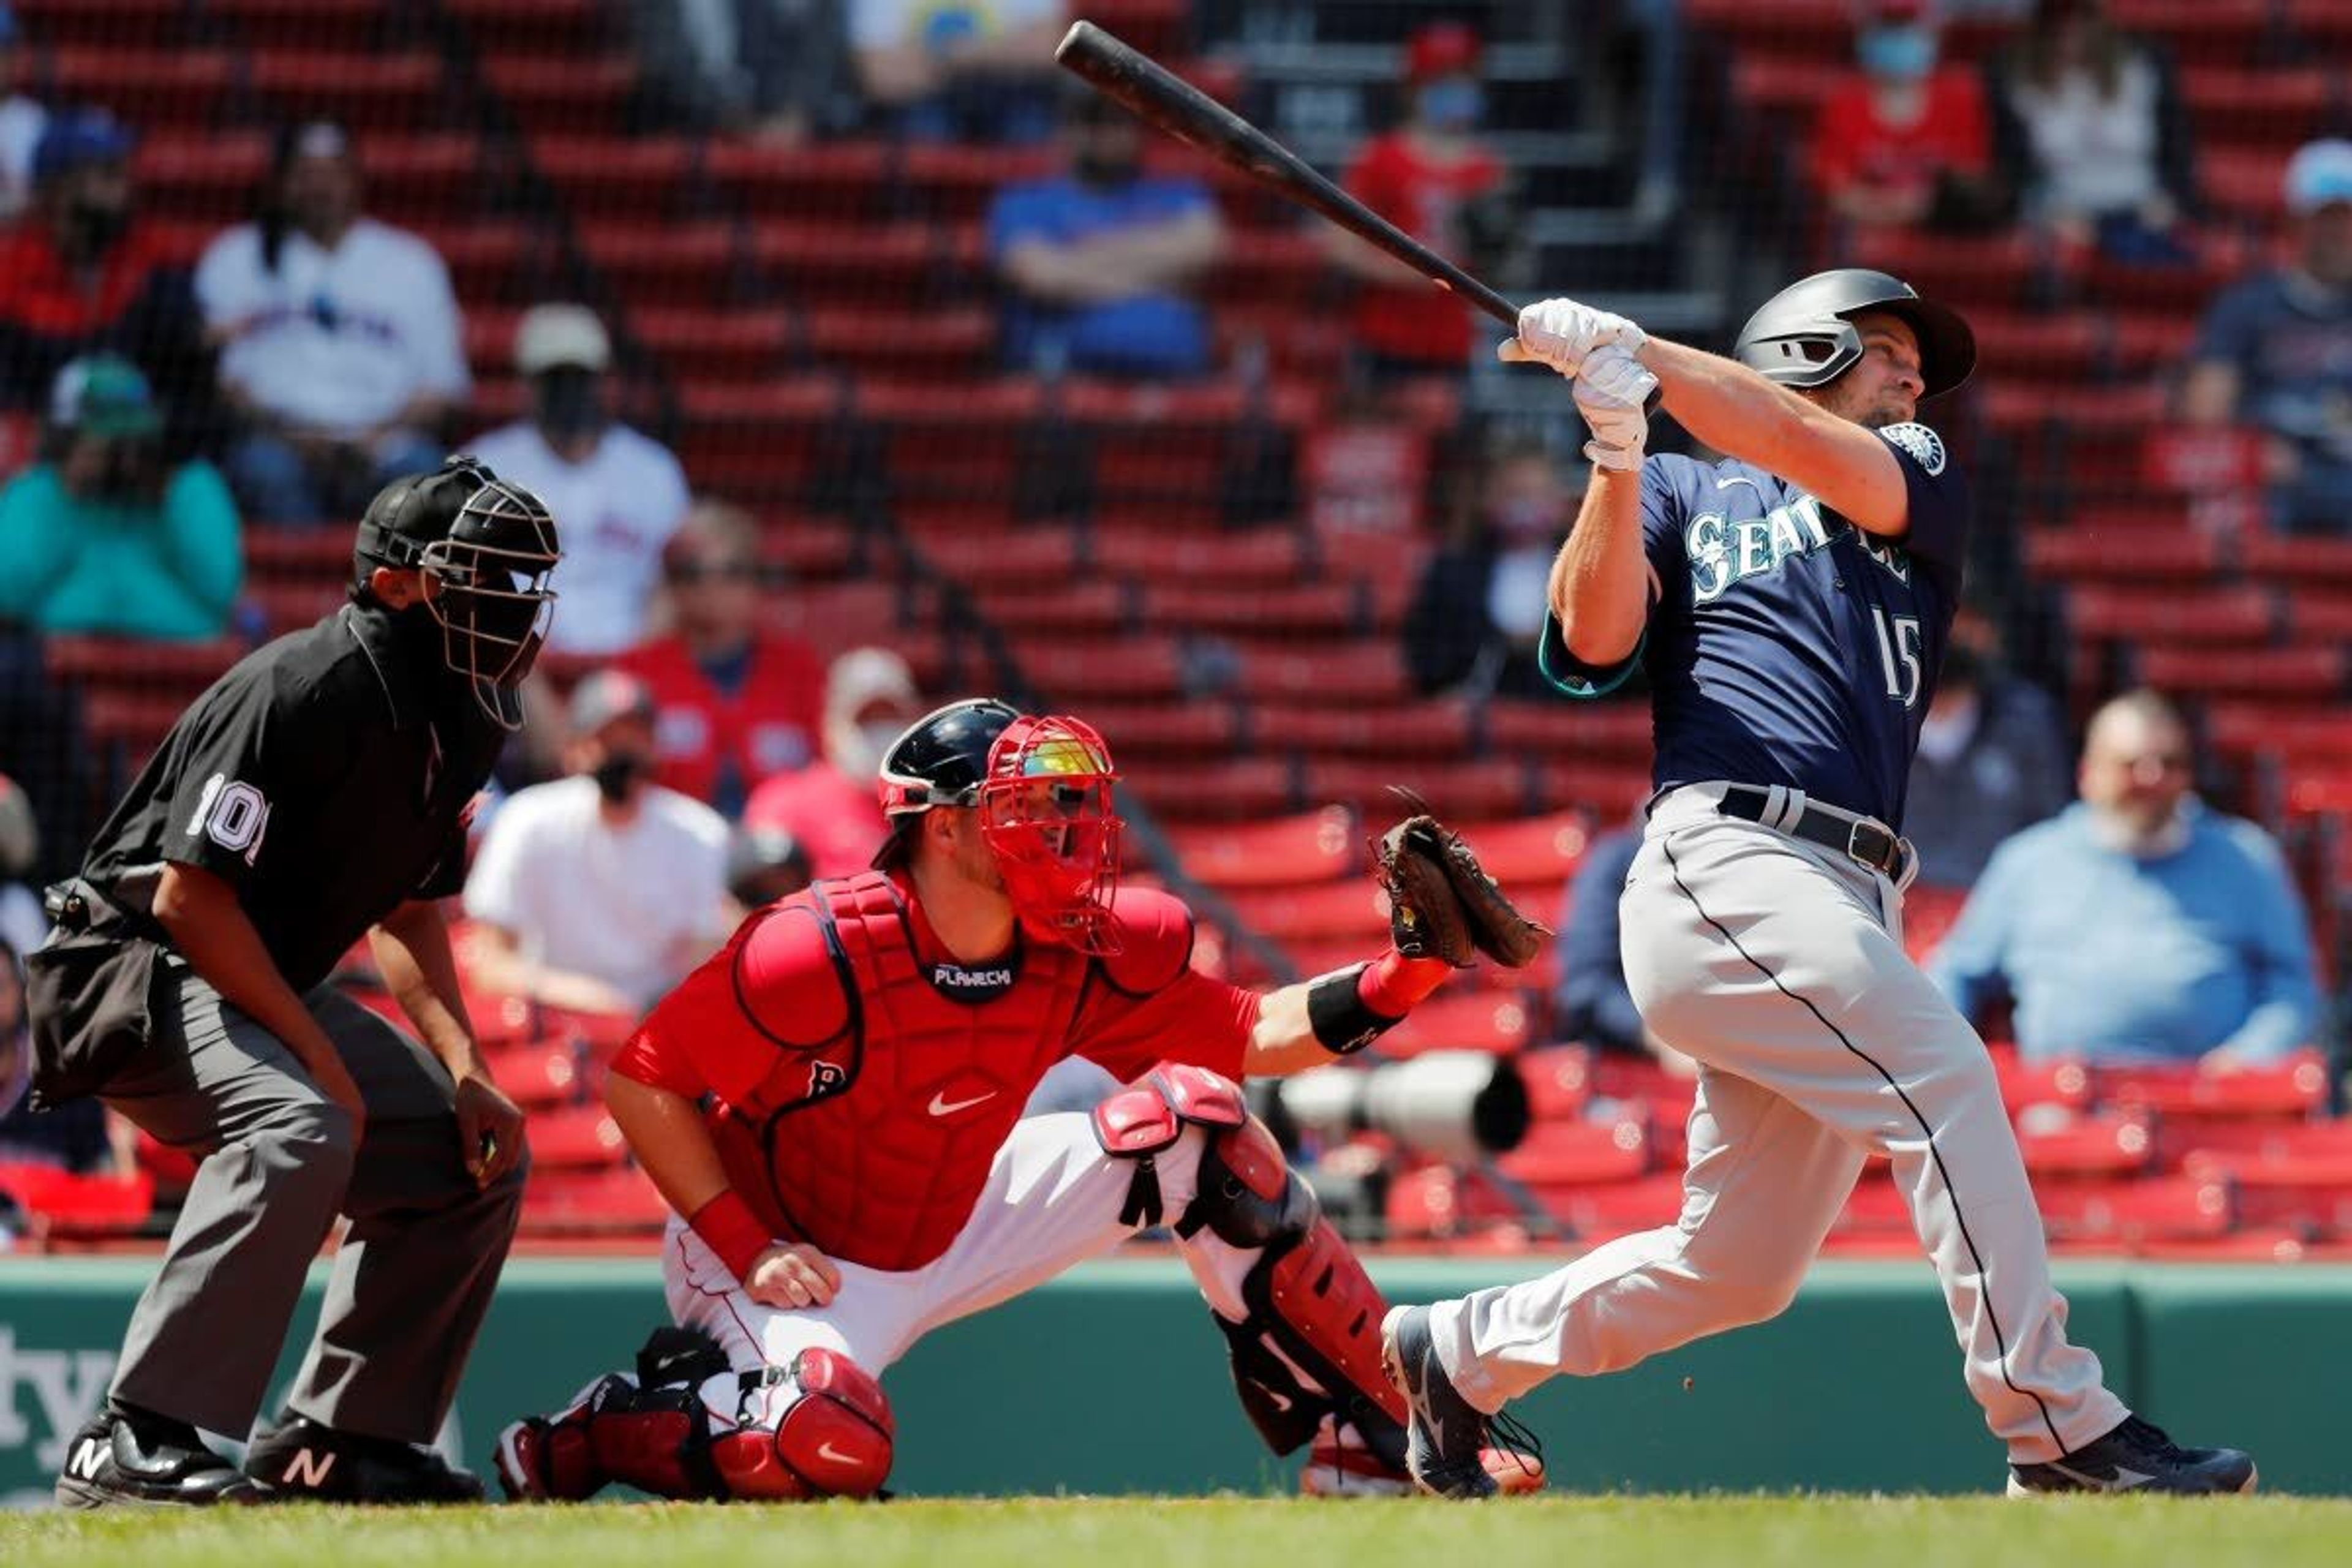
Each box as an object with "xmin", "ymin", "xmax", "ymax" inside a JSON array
[{"xmin": 709, "ymin": 872, "xmax": 1091, "ymax": 1272}]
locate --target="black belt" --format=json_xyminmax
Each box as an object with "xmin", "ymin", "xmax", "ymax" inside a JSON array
[{"xmin": 1717, "ymin": 786, "xmax": 1910, "ymax": 880}]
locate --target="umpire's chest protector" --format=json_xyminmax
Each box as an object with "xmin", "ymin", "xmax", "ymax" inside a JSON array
[{"xmin": 713, "ymin": 873, "xmax": 1090, "ymax": 1272}]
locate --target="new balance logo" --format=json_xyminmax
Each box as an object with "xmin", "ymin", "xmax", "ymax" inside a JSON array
[
  {"xmin": 67, "ymin": 1436, "xmax": 108, "ymax": 1481},
  {"xmin": 281, "ymin": 1447, "xmax": 337, "ymax": 1489}
]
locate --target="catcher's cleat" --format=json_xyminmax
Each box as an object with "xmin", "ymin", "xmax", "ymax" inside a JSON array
[
  {"xmin": 244, "ymin": 1412, "xmax": 485, "ymax": 1504},
  {"xmin": 53, "ymin": 1406, "xmax": 262, "ymax": 1510},
  {"xmin": 1379, "ymin": 1305, "xmax": 1542, "ymax": 1501},
  {"xmin": 2007, "ymin": 1415, "xmax": 2256, "ymax": 1497}
]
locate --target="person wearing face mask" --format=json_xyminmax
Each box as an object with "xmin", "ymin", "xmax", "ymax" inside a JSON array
[
  {"xmin": 1930, "ymin": 690, "xmax": 2320, "ymax": 1068},
  {"xmin": 2182, "ymin": 140, "xmax": 2352, "ymax": 537},
  {"xmin": 611, "ymin": 501, "xmax": 827, "ymax": 816},
  {"xmin": 1898, "ymin": 609, "xmax": 2070, "ymax": 888},
  {"xmin": 0, "ymin": 108, "xmax": 210, "ymax": 436},
  {"xmin": 1811, "ymin": 1, "xmax": 1999, "ymax": 235},
  {"xmin": 23, "ymin": 457, "xmax": 553, "ymax": 1506},
  {"xmin": 0, "ymin": 354, "xmax": 243, "ymax": 641},
  {"xmin": 742, "ymin": 646, "xmax": 924, "ymax": 878},
  {"xmin": 987, "ymin": 86, "xmax": 1224, "ymax": 379},
  {"xmin": 462, "ymin": 669, "xmax": 731, "ymax": 1017},
  {"xmin": 1403, "ymin": 439, "xmax": 1585, "ymax": 699},
  {"xmin": 469, "ymin": 303, "xmax": 693, "ymax": 652},
  {"xmin": 1327, "ymin": 22, "xmax": 1507, "ymax": 382},
  {"xmin": 196, "ymin": 123, "xmax": 469, "ymax": 523}
]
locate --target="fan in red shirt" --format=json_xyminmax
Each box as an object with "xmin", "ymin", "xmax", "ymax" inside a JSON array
[
  {"xmin": 612, "ymin": 502, "xmax": 827, "ymax": 818},
  {"xmin": 494, "ymin": 699, "xmax": 1542, "ymax": 1503},
  {"xmin": 740, "ymin": 646, "xmax": 925, "ymax": 879},
  {"xmin": 1811, "ymin": 1, "xmax": 1994, "ymax": 233},
  {"xmin": 1329, "ymin": 23, "xmax": 1506, "ymax": 375}
]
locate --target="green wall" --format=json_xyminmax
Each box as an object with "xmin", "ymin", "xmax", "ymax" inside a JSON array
[{"xmin": 1, "ymin": 1256, "xmax": 2344, "ymax": 1503}]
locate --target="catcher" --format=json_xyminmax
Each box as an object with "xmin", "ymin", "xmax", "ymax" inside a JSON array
[{"xmin": 495, "ymin": 698, "xmax": 1545, "ymax": 1501}]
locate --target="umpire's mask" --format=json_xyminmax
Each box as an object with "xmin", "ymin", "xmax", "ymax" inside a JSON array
[{"xmin": 356, "ymin": 456, "xmax": 562, "ymax": 730}]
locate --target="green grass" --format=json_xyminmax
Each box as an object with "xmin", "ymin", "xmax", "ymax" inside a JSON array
[{"xmin": 5, "ymin": 1496, "xmax": 2349, "ymax": 1568}]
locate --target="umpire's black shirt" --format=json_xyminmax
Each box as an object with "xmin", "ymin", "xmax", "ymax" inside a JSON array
[{"xmin": 79, "ymin": 600, "xmax": 505, "ymax": 993}]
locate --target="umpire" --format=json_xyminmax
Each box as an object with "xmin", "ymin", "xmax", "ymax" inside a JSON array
[{"xmin": 25, "ymin": 456, "xmax": 560, "ymax": 1507}]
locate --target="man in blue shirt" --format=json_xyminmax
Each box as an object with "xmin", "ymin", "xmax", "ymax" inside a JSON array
[
  {"xmin": 2182, "ymin": 138, "xmax": 2352, "ymax": 535},
  {"xmin": 1933, "ymin": 690, "xmax": 2318, "ymax": 1064},
  {"xmin": 987, "ymin": 91, "xmax": 1223, "ymax": 379},
  {"xmin": 1376, "ymin": 269, "xmax": 2255, "ymax": 1501}
]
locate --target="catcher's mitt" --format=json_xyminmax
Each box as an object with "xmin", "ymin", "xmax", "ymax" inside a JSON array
[{"xmin": 1373, "ymin": 791, "xmax": 1551, "ymax": 969}]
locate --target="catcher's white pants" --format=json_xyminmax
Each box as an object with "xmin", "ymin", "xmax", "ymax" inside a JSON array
[
  {"xmin": 665, "ymin": 1112, "xmax": 1257, "ymax": 1430},
  {"xmin": 1430, "ymin": 784, "xmax": 2128, "ymax": 1463}
]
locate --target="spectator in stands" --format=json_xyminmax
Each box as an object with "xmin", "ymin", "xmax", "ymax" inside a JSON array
[
  {"xmin": 988, "ymin": 88, "xmax": 1224, "ymax": 379},
  {"xmin": 628, "ymin": 0, "xmax": 860, "ymax": 140},
  {"xmin": 463, "ymin": 670, "xmax": 731, "ymax": 1016},
  {"xmin": 1327, "ymin": 22, "xmax": 1509, "ymax": 381},
  {"xmin": 0, "ymin": 355, "xmax": 242, "ymax": 640},
  {"xmin": 1552, "ymin": 820, "xmax": 1647, "ymax": 1058},
  {"xmin": 1403, "ymin": 439, "xmax": 1583, "ymax": 700},
  {"xmin": 2180, "ymin": 139, "xmax": 2352, "ymax": 537},
  {"xmin": 742, "ymin": 646, "xmax": 922, "ymax": 877},
  {"xmin": 197, "ymin": 121, "xmax": 466, "ymax": 522},
  {"xmin": 1986, "ymin": 0, "xmax": 2196, "ymax": 265},
  {"xmin": 612, "ymin": 501, "xmax": 826, "ymax": 818},
  {"xmin": 0, "ymin": 109, "xmax": 209, "ymax": 434},
  {"xmin": 1902, "ymin": 610, "xmax": 2071, "ymax": 888},
  {"xmin": 0, "ymin": 774, "xmax": 43, "ymax": 959},
  {"xmin": 723, "ymin": 824, "xmax": 813, "ymax": 924},
  {"xmin": 850, "ymin": 0, "xmax": 1065, "ymax": 143},
  {"xmin": 0, "ymin": 4, "xmax": 46, "ymax": 222},
  {"xmin": 1932, "ymin": 690, "xmax": 2320, "ymax": 1065},
  {"xmin": 472, "ymin": 304, "xmax": 692, "ymax": 655},
  {"xmin": 1812, "ymin": 0, "xmax": 2002, "ymax": 236}
]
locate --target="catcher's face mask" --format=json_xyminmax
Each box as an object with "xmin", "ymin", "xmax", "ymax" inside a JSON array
[
  {"xmin": 976, "ymin": 715, "xmax": 1123, "ymax": 955},
  {"xmin": 421, "ymin": 478, "xmax": 560, "ymax": 731}
]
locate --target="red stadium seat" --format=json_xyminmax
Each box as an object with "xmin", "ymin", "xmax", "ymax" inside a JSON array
[
  {"xmin": 1519, "ymin": 1047, "xmax": 1595, "ymax": 1123},
  {"xmin": 1224, "ymin": 880, "xmax": 1389, "ymax": 944},
  {"xmin": 2015, "ymin": 1113, "xmax": 2157, "ymax": 1181},
  {"xmin": 1485, "ymin": 699, "xmax": 1653, "ymax": 765},
  {"xmin": 1237, "ymin": 644, "xmax": 1414, "ymax": 704},
  {"xmin": 1993, "ymin": 1055, "xmax": 2095, "ymax": 1117},
  {"xmin": 483, "ymin": 1040, "xmax": 584, "ymax": 1112},
  {"xmin": 48, "ymin": 48, "xmax": 233, "ymax": 129},
  {"xmin": 1066, "ymin": 699, "xmax": 1244, "ymax": 763},
  {"xmin": 1122, "ymin": 758, "xmax": 1297, "ymax": 821},
  {"xmin": 2025, "ymin": 529, "xmax": 2223, "ymax": 584},
  {"xmin": 250, "ymin": 50, "xmax": 447, "ymax": 130},
  {"xmin": 633, "ymin": 307, "xmax": 796, "ymax": 383},
  {"xmin": 482, "ymin": 54, "xmax": 636, "ymax": 135},
  {"xmin": 1091, "ymin": 522, "xmax": 1311, "ymax": 587},
  {"xmin": 2241, "ymin": 530, "xmax": 2352, "ymax": 588},
  {"xmin": 582, "ymin": 220, "xmax": 741, "ymax": 306},
  {"xmin": 1165, "ymin": 807, "xmax": 1359, "ymax": 889},
  {"xmin": 1253, "ymin": 700, "xmax": 1475, "ymax": 760},
  {"xmin": 1016, "ymin": 635, "xmax": 1188, "ymax": 703},
  {"xmin": 532, "ymin": 135, "xmax": 699, "ymax": 218},
  {"xmin": 1378, "ymin": 992, "xmax": 1534, "ymax": 1058},
  {"xmin": 2067, "ymin": 584, "xmax": 2276, "ymax": 647},
  {"xmin": 804, "ymin": 306, "xmax": 995, "ymax": 380},
  {"xmin": 705, "ymin": 139, "xmax": 894, "ymax": 222},
  {"xmin": 974, "ymin": 579, "xmax": 1131, "ymax": 638},
  {"xmin": 525, "ymin": 1107, "xmax": 630, "ymax": 1171},
  {"xmin": 1308, "ymin": 759, "xmax": 1529, "ymax": 822},
  {"xmin": 1501, "ymin": 1117, "xmax": 1653, "ymax": 1188},
  {"xmin": 2100, "ymin": 1050, "xmax": 2333, "ymax": 1121},
  {"xmin": 520, "ymin": 1167, "xmax": 669, "ymax": 1235},
  {"xmin": 914, "ymin": 525, "xmax": 1083, "ymax": 587},
  {"xmin": 2138, "ymin": 645, "xmax": 2344, "ymax": 701},
  {"xmin": 1142, "ymin": 582, "xmax": 1362, "ymax": 638},
  {"xmin": 2036, "ymin": 1178, "xmax": 2235, "ymax": 1246}
]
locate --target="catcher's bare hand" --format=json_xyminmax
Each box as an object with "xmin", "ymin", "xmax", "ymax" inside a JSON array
[
  {"xmin": 1374, "ymin": 790, "xmax": 1552, "ymax": 969},
  {"xmin": 743, "ymin": 1242, "xmax": 842, "ymax": 1310}
]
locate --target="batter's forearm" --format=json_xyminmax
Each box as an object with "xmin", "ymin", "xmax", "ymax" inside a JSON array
[
  {"xmin": 1549, "ymin": 473, "xmax": 1649, "ymax": 666},
  {"xmin": 605, "ymin": 1071, "xmax": 731, "ymax": 1220}
]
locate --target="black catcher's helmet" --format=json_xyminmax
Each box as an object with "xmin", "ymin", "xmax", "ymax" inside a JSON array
[
  {"xmin": 1733, "ymin": 268, "xmax": 1976, "ymax": 399},
  {"xmin": 356, "ymin": 454, "xmax": 560, "ymax": 731},
  {"xmin": 876, "ymin": 698, "xmax": 1023, "ymax": 818}
]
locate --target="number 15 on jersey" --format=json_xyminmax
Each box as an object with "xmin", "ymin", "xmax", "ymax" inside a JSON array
[{"xmin": 1871, "ymin": 608, "xmax": 1923, "ymax": 709}]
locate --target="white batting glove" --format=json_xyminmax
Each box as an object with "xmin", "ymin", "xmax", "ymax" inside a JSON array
[
  {"xmin": 1575, "ymin": 345, "xmax": 1658, "ymax": 472},
  {"xmin": 1497, "ymin": 296, "xmax": 1648, "ymax": 378}
]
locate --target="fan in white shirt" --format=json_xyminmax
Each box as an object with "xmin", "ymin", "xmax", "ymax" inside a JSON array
[
  {"xmin": 464, "ymin": 671, "xmax": 729, "ymax": 1016},
  {"xmin": 467, "ymin": 304, "xmax": 692, "ymax": 657},
  {"xmin": 196, "ymin": 122, "xmax": 468, "ymax": 522}
]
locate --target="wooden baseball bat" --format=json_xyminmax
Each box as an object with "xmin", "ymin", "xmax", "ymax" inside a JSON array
[{"xmin": 1054, "ymin": 20, "xmax": 1519, "ymax": 328}]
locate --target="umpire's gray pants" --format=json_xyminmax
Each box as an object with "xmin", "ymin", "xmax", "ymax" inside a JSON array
[{"xmin": 97, "ymin": 955, "xmax": 527, "ymax": 1444}]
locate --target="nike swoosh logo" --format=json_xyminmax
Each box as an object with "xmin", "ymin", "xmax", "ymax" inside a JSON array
[
  {"xmin": 816, "ymin": 1442, "xmax": 861, "ymax": 1466},
  {"xmin": 928, "ymin": 1089, "xmax": 997, "ymax": 1117}
]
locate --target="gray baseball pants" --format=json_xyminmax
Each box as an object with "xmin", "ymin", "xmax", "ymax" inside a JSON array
[
  {"xmin": 1430, "ymin": 782, "xmax": 2128, "ymax": 1463},
  {"xmin": 96, "ymin": 954, "xmax": 526, "ymax": 1444}
]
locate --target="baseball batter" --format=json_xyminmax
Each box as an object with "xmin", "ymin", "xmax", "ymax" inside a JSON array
[
  {"xmin": 496, "ymin": 699, "xmax": 1543, "ymax": 1501},
  {"xmin": 1381, "ymin": 271, "xmax": 2256, "ymax": 1499}
]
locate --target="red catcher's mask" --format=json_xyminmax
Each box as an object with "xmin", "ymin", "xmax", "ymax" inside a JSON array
[{"xmin": 977, "ymin": 714, "xmax": 1123, "ymax": 954}]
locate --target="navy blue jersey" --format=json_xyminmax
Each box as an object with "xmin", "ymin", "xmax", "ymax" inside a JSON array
[{"xmin": 1541, "ymin": 424, "xmax": 1970, "ymax": 830}]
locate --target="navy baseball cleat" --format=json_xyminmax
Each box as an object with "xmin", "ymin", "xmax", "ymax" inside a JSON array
[
  {"xmin": 1379, "ymin": 1304, "xmax": 1541, "ymax": 1500},
  {"xmin": 53, "ymin": 1406, "xmax": 262, "ymax": 1509},
  {"xmin": 2007, "ymin": 1415, "xmax": 2256, "ymax": 1496}
]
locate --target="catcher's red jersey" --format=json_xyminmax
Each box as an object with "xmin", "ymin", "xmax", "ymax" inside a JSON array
[{"xmin": 615, "ymin": 870, "xmax": 1259, "ymax": 1272}]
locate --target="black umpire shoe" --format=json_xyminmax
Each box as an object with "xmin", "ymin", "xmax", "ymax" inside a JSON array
[
  {"xmin": 53, "ymin": 1405, "xmax": 262, "ymax": 1509},
  {"xmin": 2008, "ymin": 1415, "xmax": 2257, "ymax": 1496},
  {"xmin": 1381, "ymin": 1304, "xmax": 1525, "ymax": 1500},
  {"xmin": 245, "ymin": 1412, "xmax": 486, "ymax": 1504}
]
